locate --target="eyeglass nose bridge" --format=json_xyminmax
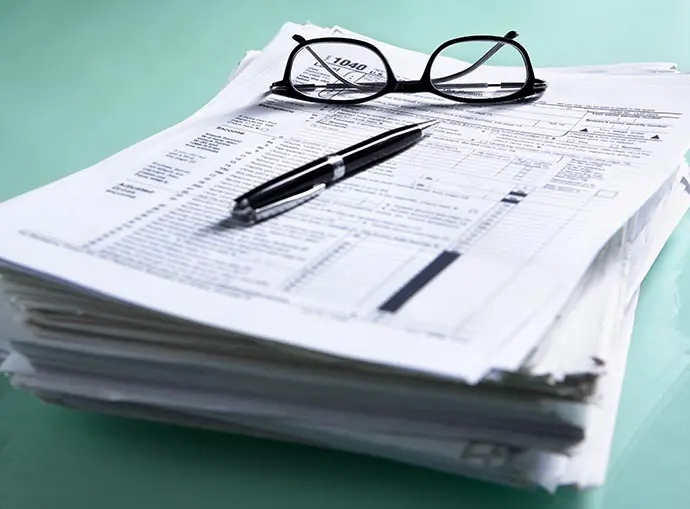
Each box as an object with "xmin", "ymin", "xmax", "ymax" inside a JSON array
[{"xmin": 393, "ymin": 80, "xmax": 427, "ymax": 94}]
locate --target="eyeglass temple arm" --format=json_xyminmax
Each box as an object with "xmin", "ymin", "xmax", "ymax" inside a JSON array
[
  {"xmin": 290, "ymin": 34, "xmax": 367, "ymax": 90},
  {"xmin": 433, "ymin": 30, "xmax": 519, "ymax": 84}
]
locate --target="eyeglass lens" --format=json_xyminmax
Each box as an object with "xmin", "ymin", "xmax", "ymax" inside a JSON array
[
  {"xmin": 430, "ymin": 41, "xmax": 527, "ymax": 100},
  {"xmin": 289, "ymin": 42, "xmax": 388, "ymax": 102}
]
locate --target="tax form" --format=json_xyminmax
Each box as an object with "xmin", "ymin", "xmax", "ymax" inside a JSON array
[{"xmin": 1, "ymin": 23, "xmax": 690, "ymax": 383}]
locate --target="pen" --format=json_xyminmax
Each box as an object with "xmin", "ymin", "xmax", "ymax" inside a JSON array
[{"xmin": 230, "ymin": 119, "xmax": 439, "ymax": 224}]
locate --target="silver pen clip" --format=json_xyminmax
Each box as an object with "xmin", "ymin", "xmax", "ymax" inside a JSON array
[{"xmin": 232, "ymin": 183, "xmax": 326, "ymax": 224}]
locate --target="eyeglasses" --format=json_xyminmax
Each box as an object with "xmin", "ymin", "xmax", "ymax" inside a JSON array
[{"xmin": 269, "ymin": 31, "xmax": 547, "ymax": 106}]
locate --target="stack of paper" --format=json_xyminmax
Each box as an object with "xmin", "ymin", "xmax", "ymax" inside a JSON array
[{"xmin": 1, "ymin": 22, "xmax": 690, "ymax": 492}]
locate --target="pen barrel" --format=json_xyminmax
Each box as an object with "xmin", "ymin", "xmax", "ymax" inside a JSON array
[
  {"xmin": 341, "ymin": 127, "xmax": 422, "ymax": 174},
  {"xmin": 234, "ymin": 123, "xmax": 424, "ymax": 212}
]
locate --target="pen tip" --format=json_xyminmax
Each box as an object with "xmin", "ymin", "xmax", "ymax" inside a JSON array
[
  {"xmin": 417, "ymin": 119, "xmax": 440, "ymax": 131},
  {"xmin": 230, "ymin": 200, "xmax": 256, "ymax": 225}
]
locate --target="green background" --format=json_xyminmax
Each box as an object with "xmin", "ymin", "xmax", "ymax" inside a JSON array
[{"xmin": 2, "ymin": 1, "xmax": 690, "ymax": 507}]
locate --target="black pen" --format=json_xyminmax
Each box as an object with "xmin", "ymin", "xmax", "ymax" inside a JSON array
[{"xmin": 230, "ymin": 119, "xmax": 438, "ymax": 224}]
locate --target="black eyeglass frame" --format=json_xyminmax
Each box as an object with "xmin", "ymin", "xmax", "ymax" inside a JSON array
[{"xmin": 269, "ymin": 32, "xmax": 548, "ymax": 105}]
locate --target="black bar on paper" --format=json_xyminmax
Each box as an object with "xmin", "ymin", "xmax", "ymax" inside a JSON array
[
  {"xmin": 501, "ymin": 197, "xmax": 520, "ymax": 204},
  {"xmin": 379, "ymin": 250, "xmax": 461, "ymax": 313}
]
